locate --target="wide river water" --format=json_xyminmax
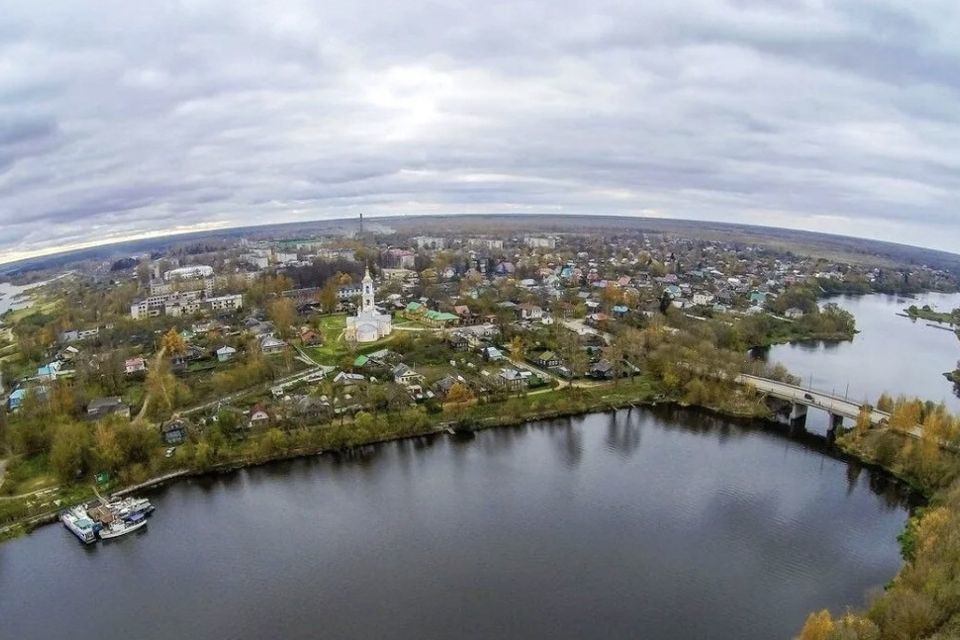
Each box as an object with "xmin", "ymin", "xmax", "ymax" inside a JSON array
[{"xmin": 3, "ymin": 292, "xmax": 953, "ymax": 639}]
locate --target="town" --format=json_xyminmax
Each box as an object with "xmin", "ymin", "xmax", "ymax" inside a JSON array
[{"xmin": 0, "ymin": 216, "xmax": 957, "ymax": 527}]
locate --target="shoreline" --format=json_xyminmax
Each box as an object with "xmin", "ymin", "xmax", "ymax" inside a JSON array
[{"xmin": 1, "ymin": 390, "xmax": 920, "ymax": 542}]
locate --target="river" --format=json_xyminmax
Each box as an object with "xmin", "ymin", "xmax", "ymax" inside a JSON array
[
  {"xmin": 0, "ymin": 407, "xmax": 912, "ymax": 640},
  {"xmin": 0, "ymin": 279, "xmax": 50, "ymax": 319},
  {"xmin": 756, "ymin": 292, "xmax": 960, "ymax": 428},
  {"xmin": 3, "ymin": 292, "xmax": 943, "ymax": 639}
]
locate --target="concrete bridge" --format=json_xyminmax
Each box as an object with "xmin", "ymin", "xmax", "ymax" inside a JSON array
[{"xmin": 735, "ymin": 373, "xmax": 896, "ymax": 432}]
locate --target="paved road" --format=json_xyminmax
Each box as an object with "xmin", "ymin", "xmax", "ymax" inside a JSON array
[
  {"xmin": 736, "ymin": 374, "xmax": 892, "ymax": 424},
  {"xmin": 735, "ymin": 374, "xmax": 937, "ymax": 443}
]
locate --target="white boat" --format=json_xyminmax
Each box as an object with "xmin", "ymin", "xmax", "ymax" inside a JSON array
[
  {"xmin": 111, "ymin": 497, "xmax": 155, "ymax": 519},
  {"xmin": 99, "ymin": 514, "xmax": 147, "ymax": 540},
  {"xmin": 61, "ymin": 506, "xmax": 98, "ymax": 544}
]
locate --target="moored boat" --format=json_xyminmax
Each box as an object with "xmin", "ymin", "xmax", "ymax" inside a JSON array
[
  {"xmin": 60, "ymin": 506, "xmax": 98, "ymax": 544},
  {"xmin": 112, "ymin": 497, "xmax": 155, "ymax": 520},
  {"xmin": 99, "ymin": 512, "xmax": 147, "ymax": 540}
]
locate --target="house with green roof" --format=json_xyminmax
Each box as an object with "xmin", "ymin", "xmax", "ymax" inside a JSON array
[{"xmin": 531, "ymin": 350, "xmax": 560, "ymax": 368}]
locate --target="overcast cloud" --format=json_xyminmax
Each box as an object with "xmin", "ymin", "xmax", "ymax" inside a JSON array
[{"xmin": 1, "ymin": 0, "xmax": 959, "ymax": 262}]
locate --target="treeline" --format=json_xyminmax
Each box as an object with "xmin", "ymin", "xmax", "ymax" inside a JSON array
[
  {"xmin": 797, "ymin": 397, "xmax": 960, "ymax": 640},
  {"xmin": 284, "ymin": 259, "xmax": 362, "ymax": 289}
]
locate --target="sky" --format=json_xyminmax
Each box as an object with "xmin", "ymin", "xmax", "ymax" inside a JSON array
[{"xmin": 1, "ymin": 0, "xmax": 959, "ymax": 264}]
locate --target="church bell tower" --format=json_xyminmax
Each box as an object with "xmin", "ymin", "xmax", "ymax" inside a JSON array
[{"xmin": 362, "ymin": 266, "xmax": 374, "ymax": 312}]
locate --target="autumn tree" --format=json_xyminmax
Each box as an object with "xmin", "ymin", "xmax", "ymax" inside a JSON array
[
  {"xmin": 797, "ymin": 609, "xmax": 835, "ymax": 640},
  {"xmin": 268, "ymin": 297, "xmax": 297, "ymax": 339},
  {"xmin": 876, "ymin": 393, "xmax": 894, "ymax": 413},
  {"xmin": 319, "ymin": 278, "xmax": 339, "ymax": 314},
  {"xmin": 854, "ymin": 406, "xmax": 872, "ymax": 436},
  {"xmin": 161, "ymin": 328, "xmax": 187, "ymax": 356},
  {"xmin": 446, "ymin": 382, "xmax": 473, "ymax": 405},
  {"xmin": 509, "ymin": 336, "xmax": 525, "ymax": 362}
]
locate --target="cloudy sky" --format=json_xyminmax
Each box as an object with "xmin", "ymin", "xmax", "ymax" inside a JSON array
[{"xmin": 1, "ymin": 0, "xmax": 959, "ymax": 263}]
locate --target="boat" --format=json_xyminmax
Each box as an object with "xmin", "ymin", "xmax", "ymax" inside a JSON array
[
  {"xmin": 60, "ymin": 506, "xmax": 98, "ymax": 544},
  {"xmin": 112, "ymin": 496, "xmax": 155, "ymax": 520},
  {"xmin": 99, "ymin": 512, "xmax": 147, "ymax": 540}
]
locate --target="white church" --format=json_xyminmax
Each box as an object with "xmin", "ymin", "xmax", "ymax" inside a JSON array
[{"xmin": 346, "ymin": 267, "xmax": 393, "ymax": 343}]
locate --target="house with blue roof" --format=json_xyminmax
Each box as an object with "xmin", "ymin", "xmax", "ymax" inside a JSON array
[
  {"xmin": 36, "ymin": 361, "xmax": 63, "ymax": 381},
  {"xmin": 8, "ymin": 388, "xmax": 26, "ymax": 410}
]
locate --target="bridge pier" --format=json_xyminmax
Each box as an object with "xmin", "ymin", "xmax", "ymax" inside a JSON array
[
  {"xmin": 828, "ymin": 412, "xmax": 844, "ymax": 431},
  {"xmin": 789, "ymin": 402, "xmax": 807, "ymax": 429}
]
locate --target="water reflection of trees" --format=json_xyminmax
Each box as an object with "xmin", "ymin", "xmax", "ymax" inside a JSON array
[{"xmin": 605, "ymin": 409, "xmax": 642, "ymax": 458}]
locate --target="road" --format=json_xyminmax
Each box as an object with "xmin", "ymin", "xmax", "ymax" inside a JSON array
[{"xmin": 735, "ymin": 374, "xmax": 892, "ymax": 424}]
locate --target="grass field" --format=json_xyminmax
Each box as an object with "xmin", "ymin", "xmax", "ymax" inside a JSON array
[{"xmin": 303, "ymin": 314, "xmax": 398, "ymax": 365}]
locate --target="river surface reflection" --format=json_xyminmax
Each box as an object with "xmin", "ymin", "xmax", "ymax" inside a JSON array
[{"xmin": 0, "ymin": 406, "xmax": 913, "ymax": 640}]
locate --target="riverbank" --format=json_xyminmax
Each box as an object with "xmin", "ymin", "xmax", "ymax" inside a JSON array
[
  {"xmin": 3, "ymin": 376, "xmax": 945, "ymax": 637},
  {"xmin": 797, "ymin": 396, "xmax": 960, "ymax": 638},
  {"xmin": 747, "ymin": 329, "xmax": 856, "ymax": 350},
  {"xmin": 0, "ymin": 375, "xmax": 772, "ymax": 542}
]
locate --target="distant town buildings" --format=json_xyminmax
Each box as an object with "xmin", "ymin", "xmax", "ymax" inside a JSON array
[{"xmin": 524, "ymin": 236, "xmax": 557, "ymax": 249}]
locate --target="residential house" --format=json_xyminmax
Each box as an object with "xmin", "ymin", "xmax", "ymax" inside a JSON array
[
  {"xmin": 333, "ymin": 371, "xmax": 366, "ymax": 386},
  {"xmin": 482, "ymin": 346, "xmax": 505, "ymax": 361},
  {"xmin": 216, "ymin": 345, "xmax": 238, "ymax": 362},
  {"xmin": 392, "ymin": 363, "xmax": 424, "ymax": 386},
  {"xmin": 36, "ymin": 361, "xmax": 63, "ymax": 381},
  {"xmin": 248, "ymin": 404, "xmax": 270, "ymax": 428},
  {"xmin": 161, "ymin": 419, "xmax": 188, "ymax": 445},
  {"xmin": 299, "ymin": 327, "xmax": 322, "ymax": 346},
  {"xmin": 447, "ymin": 332, "xmax": 469, "ymax": 351},
  {"xmin": 518, "ymin": 303, "xmax": 543, "ymax": 321},
  {"xmin": 498, "ymin": 368, "xmax": 528, "ymax": 391},
  {"xmin": 531, "ymin": 350, "xmax": 560, "ymax": 368},
  {"xmin": 589, "ymin": 360, "xmax": 615, "ymax": 380},
  {"xmin": 8, "ymin": 388, "xmax": 26, "ymax": 411},
  {"xmin": 692, "ymin": 292, "xmax": 714, "ymax": 306},
  {"xmin": 125, "ymin": 357, "xmax": 147, "ymax": 375},
  {"xmin": 260, "ymin": 335, "xmax": 287, "ymax": 354},
  {"xmin": 86, "ymin": 397, "xmax": 131, "ymax": 421},
  {"xmin": 434, "ymin": 375, "xmax": 460, "ymax": 398}
]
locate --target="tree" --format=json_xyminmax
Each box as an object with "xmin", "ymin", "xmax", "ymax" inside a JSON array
[
  {"xmin": 603, "ymin": 342, "xmax": 626, "ymax": 385},
  {"xmin": 558, "ymin": 330, "xmax": 588, "ymax": 385},
  {"xmin": 854, "ymin": 406, "xmax": 872, "ymax": 436},
  {"xmin": 876, "ymin": 393, "xmax": 894, "ymax": 413},
  {"xmin": 193, "ymin": 441, "xmax": 214, "ymax": 469},
  {"xmin": 50, "ymin": 421, "xmax": 92, "ymax": 482},
  {"xmin": 94, "ymin": 422, "xmax": 123, "ymax": 471},
  {"xmin": 161, "ymin": 328, "xmax": 187, "ymax": 356},
  {"xmin": 509, "ymin": 336, "xmax": 525, "ymax": 362},
  {"xmin": 797, "ymin": 610, "xmax": 835, "ymax": 640},
  {"xmin": 268, "ymin": 297, "xmax": 297, "ymax": 339},
  {"xmin": 258, "ymin": 428, "xmax": 288, "ymax": 458},
  {"xmin": 353, "ymin": 411, "xmax": 375, "ymax": 437},
  {"xmin": 319, "ymin": 278, "xmax": 339, "ymax": 314},
  {"xmin": 446, "ymin": 382, "xmax": 473, "ymax": 405}
]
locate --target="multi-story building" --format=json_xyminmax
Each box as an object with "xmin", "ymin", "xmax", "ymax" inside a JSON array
[
  {"xmin": 413, "ymin": 236, "xmax": 445, "ymax": 250},
  {"xmin": 524, "ymin": 236, "xmax": 556, "ymax": 249},
  {"xmin": 206, "ymin": 294, "xmax": 243, "ymax": 313},
  {"xmin": 164, "ymin": 265, "xmax": 214, "ymax": 281}
]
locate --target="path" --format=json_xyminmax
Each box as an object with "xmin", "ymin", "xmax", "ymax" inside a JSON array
[
  {"xmin": 509, "ymin": 358, "xmax": 608, "ymax": 390},
  {"xmin": 179, "ymin": 364, "xmax": 323, "ymax": 416}
]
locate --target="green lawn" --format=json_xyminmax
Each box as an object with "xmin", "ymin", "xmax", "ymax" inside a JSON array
[{"xmin": 304, "ymin": 314, "xmax": 401, "ymax": 365}]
